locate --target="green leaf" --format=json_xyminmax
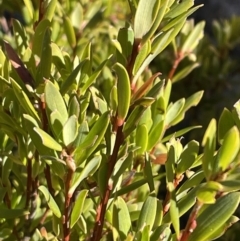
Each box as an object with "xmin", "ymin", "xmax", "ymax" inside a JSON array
[
  {"xmin": 117, "ymin": 27, "xmax": 134, "ymax": 64},
  {"xmin": 113, "ymin": 63, "xmax": 131, "ymax": 126},
  {"xmin": 70, "ymin": 3, "xmax": 83, "ymax": 29},
  {"xmin": 38, "ymin": 185, "xmax": 61, "ymax": 218},
  {"xmin": 72, "ymin": 121, "xmax": 89, "ymax": 148},
  {"xmin": 74, "ymin": 111, "xmax": 110, "ymax": 165},
  {"xmin": 144, "ymin": 153, "xmax": 155, "ymax": 192},
  {"xmin": 62, "ymin": 115, "xmax": 78, "ymax": 147},
  {"xmin": 123, "ymin": 105, "xmax": 147, "ymax": 137},
  {"xmin": 163, "ymin": 80, "xmax": 172, "ymax": 108},
  {"xmin": 172, "ymin": 63, "xmax": 200, "ymax": 83},
  {"xmin": 188, "ymin": 193, "xmax": 240, "ymax": 241},
  {"xmin": 176, "ymin": 141, "xmax": 199, "ymax": 175},
  {"xmin": 23, "ymin": 0, "xmax": 34, "ymax": 20},
  {"xmin": 60, "ymin": 60, "xmax": 89, "ymax": 95},
  {"xmin": 0, "ymin": 205, "xmax": 28, "ymax": 219},
  {"xmin": 63, "ymin": 16, "xmax": 76, "ymax": 48},
  {"xmin": 113, "ymin": 178, "xmax": 147, "ymax": 197},
  {"xmin": 11, "ymin": 79, "xmax": 40, "ymax": 122},
  {"xmin": 142, "ymin": 0, "xmax": 169, "ymax": 43},
  {"xmin": 113, "ymin": 197, "xmax": 132, "ymax": 240},
  {"xmin": 32, "ymin": 19, "xmax": 51, "ymax": 57},
  {"xmin": 135, "ymin": 124, "xmax": 148, "ymax": 155},
  {"xmin": 36, "ymin": 28, "xmax": 52, "ymax": 84},
  {"xmin": 45, "ymin": 80, "xmax": 68, "ymax": 127},
  {"xmin": 169, "ymin": 183, "xmax": 180, "ymax": 238},
  {"xmin": 52, "ymin": 214, "xmax": 61, "ymax": 236},
  {"xmin": 81, "ymin": 57, "xmax": 111, "ymax": 94},
  {"xmin": 137, "ymin": 193, "xmax": 157, "ymax": 231},
  {"xmin": 218, "ymin": 108, "xmax": 235, "ymax": 144},
  {"xmin": 181, "ymin": 21, "xmax": 205, "ymax": 53},
  {"xmin": 133, "ymin": 40, "xmax": 151, "ymax": 75},
  {"xmin": 70, "ymin": 189, "xmax": 89, "ymax": 228},
  {"xmin": 165, "ymin": 145, "xmax": 175, "ymax": 183},
  {"xmin": 232, "ymin": 100, "xmax": 240, "ymax": 129},
  {"xmin": 140, "ymin": 225, "xmax": 151, "ymax": 241},
  {"xmin": 70, "ymin": 155, "xmax": 101, "ymax": 195},
  {"xmin": 182, "ymin": 91, "xmax": 204, "ymax": 113},
  {"xmin": 34, "ymin": 127, "xmax": 62, "ymax": 151},
  {"xmin": 23, "ymin": 114, "xmax": 53, "ymax": 155},
  {"xmin": 220, "ymin": 180, "xmax": 240, "ymax": 192},
  {"xmin": 0, "ymin": 109, "xmax": 26, "ymax": 135},
  {"xmin": 177, "ymin": 171, "xmax": 204, "ymax": 194},
  {"xmin": 43, "ymin": 0, "xmax": 58, "ymax": 21},
  {"xmin": 51, "ymin": 42, "xmax": 65, "ymax": 70},
  {"xmin": 207, "ymin": 216, "xmax": 239, "ymax": 241},
  {"xmin": 134, "ymin": 0, "xmax": 160, "ymax": 39},
  {"xmin": 216, "ymin": 126, "xmax": 240, "ymax": 171},
  {"xmin": 153, "ymin": 200, "xmax": 163, "ymax": 228},
  {"xmin": 163, "ymin": 187, "xmax": 198, "ymax": 223},
  {"xmin": 164, "ymin": 0, "xmax": 194, "ymax": 19},
  {"xmin": 0, "ymin": 188, "xmax": 7, "ymax": 203},
  {"xmin": 132, "ymin": 17, "xmax": 185, "ymax": 84},
  {"xmin": 165, "ymin": 98, "xmax": 185, "ymax": 127},
  {"xmin": 162, "ymin": 125, "xmax": 202, "ymax": 143},
  {"xmin": 150, "ymin": 224, "xmax": 169, "ymax": 241},
  {"xmin": 202, "ymin": 119, "xmax": 217, "ymax": 180},
  {"xmin": 68, "ymin": 95, "xmax": 80, "ymax": 118},
  {"xmin": 196, "ymin": 181, "xmax": 222, "ymax": 204},
  {"xmin": 110, "ymin": 85, "xmax": 118, "ymax": 114},
  {"xmin": 12, "ymin": 19, "xmax": 29, "ymax": 53}
]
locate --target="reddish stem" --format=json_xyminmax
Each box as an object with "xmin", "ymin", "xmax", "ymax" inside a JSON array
[
  {"xmin": 34, "ymin": 0, "xmax": 45, "ymax": 29},
  {"xmin": 63, "ymin": 159, "xmax": 75, "ymax": 241},
  {"xmin": 168, "ymin": 52, "xmax": 183, "ymax": 80},
  {"xmin": 91, "ymin": 36, "xmax": 141, "ymax": 241},
  {"xmin": 180, "ymin": 201, "xmax": 203, "ymax": 241},
  {"xmin": 91, "ymin": 125, "xmax": 124, "ymax": 241}
]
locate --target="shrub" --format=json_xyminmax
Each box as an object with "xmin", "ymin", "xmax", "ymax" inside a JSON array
[{"xmin": 0, "ymin": 1, "xmax": 240, "ymax": 241}]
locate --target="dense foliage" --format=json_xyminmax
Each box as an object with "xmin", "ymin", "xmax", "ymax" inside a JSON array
[{"xmin": 0, "ymin": 1, "xmax": 240, "ymax": 241}]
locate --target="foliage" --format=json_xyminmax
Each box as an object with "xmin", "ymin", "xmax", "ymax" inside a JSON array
[
  {"xmin": 152, "ymin": 15, "xmax": 240, "ymax": 141},
  {"xmin": 0, "ymin": 1, "xmax": 240, "ymax": 241}
]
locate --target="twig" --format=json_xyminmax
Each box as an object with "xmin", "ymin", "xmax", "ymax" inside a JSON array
[
  {"xmin": 91, "ymin": 37, "xmax": 141, "ymax": 241},
  {"xmin": 162, "ymin": 175, "xmax": 184, "ymax": 215},
  {"xmin": 25, "ymin": 158, "xmax": 32, "ymax": 208},
  {"xmin": 91, "ymin": 125, "xmax": 124, "ymax": 241},
  {"xmin": 180, "ymin": 200, "xmax": 203, "ymax": 241},
  {"xmin": 63, "ymin": 156, "xmax": 75, "ymax": 241},
  {"xmin": 168, "ymin": 52, "xmax": 184, "ymax": 80},
  {"xmin": 127, "ymin": 38, "xmax": 141, "ymax": 92},
  {"xmin": 34, "ymin": 0, "xmax": 45, "ymax": 29}
]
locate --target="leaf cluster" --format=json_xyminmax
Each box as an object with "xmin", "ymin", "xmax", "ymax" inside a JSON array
[{"xmin": 0, "ymin": 1, "xmax": 240, "ymax": 241}]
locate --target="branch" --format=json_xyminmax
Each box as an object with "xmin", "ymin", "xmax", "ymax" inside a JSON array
[
  {"xmin": 168, "ymin": 52, "xmax": 184, "ymax": 80},
  {"xmin": 180, "ymin": 200, "xmax": 203, "ymax": 241},
  {"xmin": 91, "ymin": 125, "xmax": 124, "ymax": 241},
  {"xmin": 91, "ymin": 37, "xmax": 141, "ymax": 241},
  {"xmin": 63, "ymin": 156, "xmax": 76, "ymax": 241}
]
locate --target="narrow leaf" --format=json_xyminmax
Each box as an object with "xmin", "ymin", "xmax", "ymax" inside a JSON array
[
  {"xmin": 137, "ymin": 193, "xmax": 157, "ymax": 231},
  {"xmin": 113, "ymin": 197, "xmax": 132, "ymax": 240},
  {"xmin": 38, "ymin": 185, "xmax": 61, "ymax": 218},
  {"xmin": 134, "ymin": 0, "xmax": 160, "ymax": 39},
  {"xmin": 114, "ymin": 63, "xmax": 131, "ymax": 126},
  {"xmin": 70, "ymin": 155, "xmax": 101, "ymax": 195},
  {"xmin": 4, "ymin": 41, "xmax": 34, "ymax": 87},
  {"xmin": 188, "ymin": 193, "xmax": 240, "ymax": 241},
  {"xmin": 70, "ymin": 189, "xmax": 88, "ymax": 228}
]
